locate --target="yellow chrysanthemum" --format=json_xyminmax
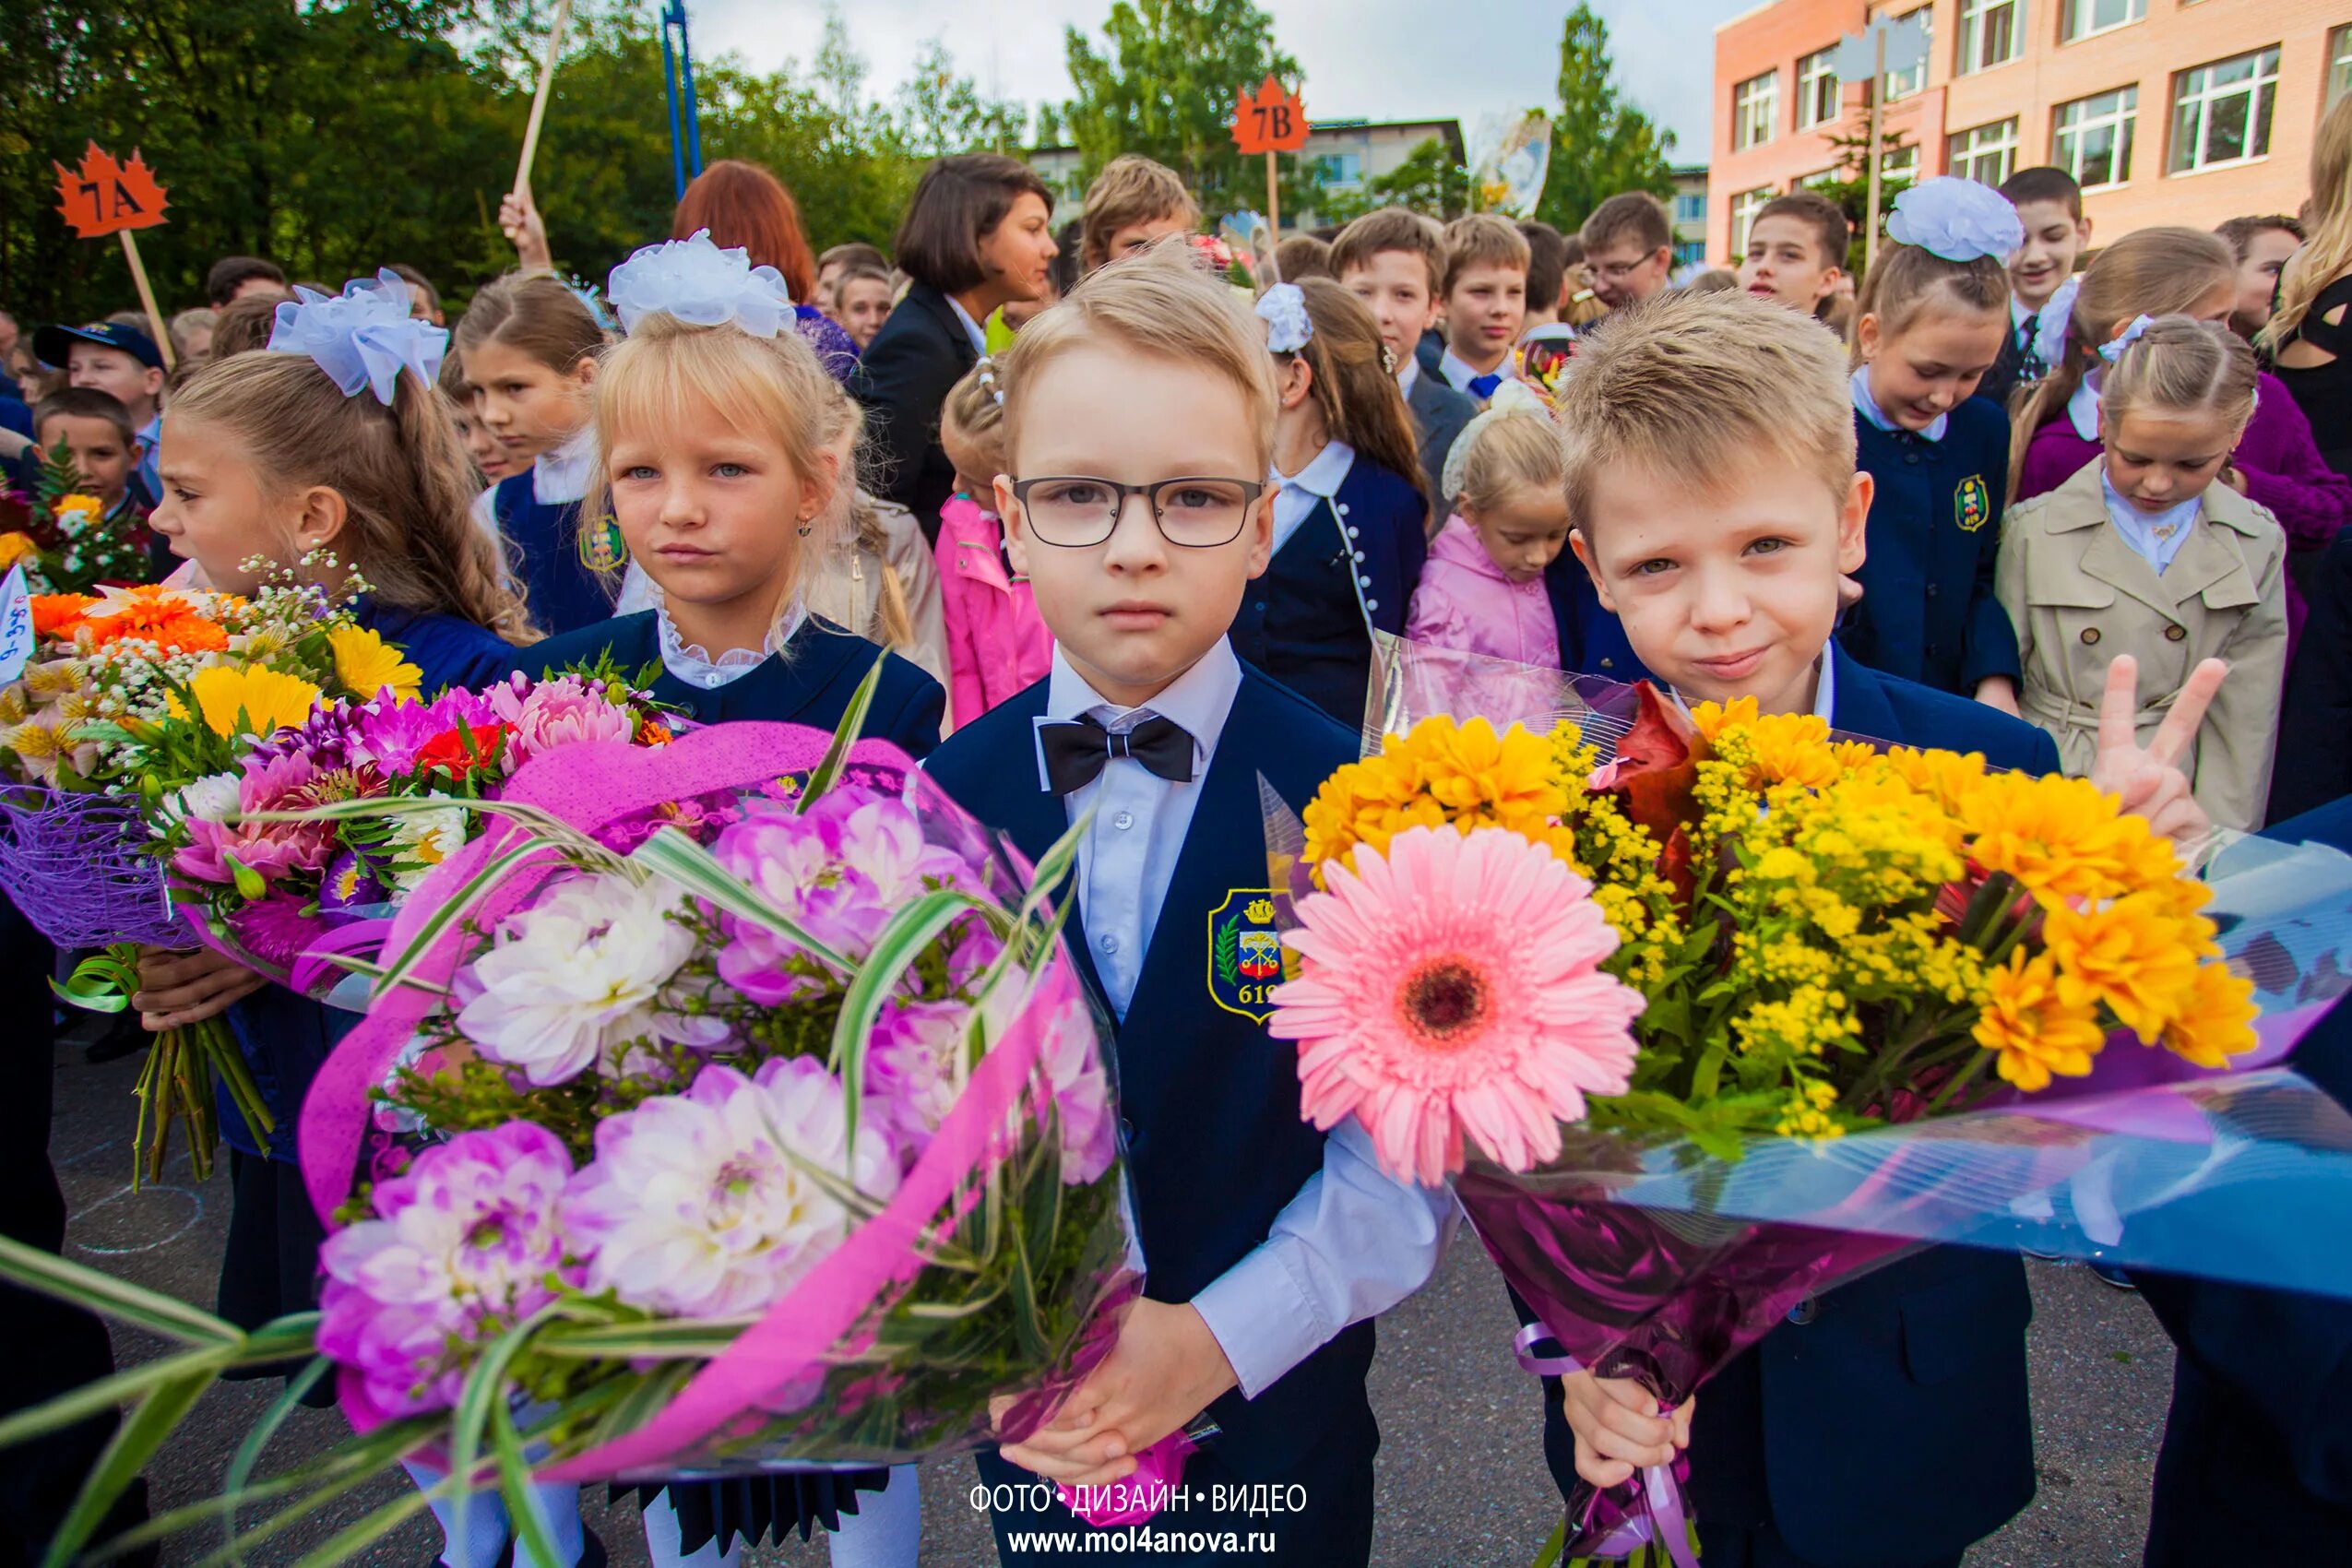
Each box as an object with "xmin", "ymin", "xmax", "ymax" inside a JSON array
[
  {"xmin": 1960, "ymin": 772, "xmax": 2180, "ymax": 903},
  {"xmin": 52, "ymin": 493, "xmax": 103, "ymax": 527},
  {"xmin": 327, "ymin": 624, "xmax": 422, "ymax": 702},
  {"xmin": 1689, "ymin": 697, "xmax": 1758, "ymax": 742},
  {"xmin": 2161, "ymin": 961, "xmax": 2258, "ymax": 1069},
  {"xmin": 182, "ymin": 665, "xmax": 323, "ymax": 739},
  {"xmin": 2042, "ymin": 894, "xmax": 2202, "ymax": 1044},
  {"xmin": 0, "ymin": 532, "xmax": 41, "ymax": 570},
  {"xmin": 1975, "ymin": 949, "xmax": 2106, "ymax": 1091},
  {"xmin": 1301, "ymin": 716, "xmax": 1565, "ymax": 871},
  {"xmin": 1877, "ymin": 745, "xmax": 1991, "ymax": 813},
  {"xmin": 1739, "ymin": 712, "xmax": 1846, "ymax": 789}
]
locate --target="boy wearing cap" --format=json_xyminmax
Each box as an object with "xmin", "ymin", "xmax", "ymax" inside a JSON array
[{"xmin": 34, "ymin": 322, "xmax": 166, "ymax": 504}]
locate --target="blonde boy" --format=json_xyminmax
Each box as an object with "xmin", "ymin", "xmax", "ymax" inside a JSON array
[{"xmin": 1078, "ymin": 154, "xmax": 1200, "ymax": 274}]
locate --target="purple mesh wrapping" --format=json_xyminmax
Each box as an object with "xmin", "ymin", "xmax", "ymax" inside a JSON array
[
  {"xmin": 0, "ymin": 789, "xmax": 183, "ymax": 947},
  {"xmin": 795, "ymin": 304, "xmax": 861, "ymax": 386}
]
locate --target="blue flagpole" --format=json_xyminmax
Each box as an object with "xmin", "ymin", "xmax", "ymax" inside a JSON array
[{"xmin": 661, "ymin": 0, "xmax": 704, "ymax": 201}]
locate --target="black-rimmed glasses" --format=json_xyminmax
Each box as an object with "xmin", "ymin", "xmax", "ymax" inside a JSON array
[{"xmin": 1008, "ymin": 476, "xmax": 1266, "ymax": 549}]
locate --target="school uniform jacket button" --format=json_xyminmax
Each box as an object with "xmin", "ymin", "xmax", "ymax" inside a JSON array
[
  {"xmin": 1366, "ymin": 600, "xmax": 1378, "ymax": 611},
  {"xmin": 1925, "ymin": 583, "xmax": 1939, "ymax": 598},
  {"xmin": 2080, "ymin": 627, "xmax": 2101, "ymax": 645},
  {"xmin": 1347, "ymin": 526, "xmax": 1360, "ymax": 540},
  {"xmin": 1787, "ymin": 1296, "xmax": 1819, "ymax": 1325},
  {"xmin": 1336, "ymin": 504, "xmax": 1350, "ymax": 517},
  {"xmin": 2165, "ymin": 624, "xmax": 2187, "ymax": 642},
  {"xmin": 1099, "ymin": 933, "xmax": 1120, "ymax": 955}
]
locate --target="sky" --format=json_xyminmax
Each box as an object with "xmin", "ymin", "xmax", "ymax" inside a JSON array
[{"xmin": 688, "ymin": 0, "xmax": 1759, "ymax": 166}]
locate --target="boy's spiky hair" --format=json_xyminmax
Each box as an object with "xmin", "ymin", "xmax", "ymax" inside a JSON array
[
  {"xmin": 1556, "ymin": 291, "xmax": 1854, "ymax": 532},
  {"xmin": 1441, "ymin": 214, "xmax": 1531, "ymax": 297}
]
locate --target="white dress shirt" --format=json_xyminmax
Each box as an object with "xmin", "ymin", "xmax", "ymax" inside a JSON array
[
  {"xmin": 2067, "ymin": 377, "xmax": 2103, "ymax": 442},
  {"xmin": 1440, "ymin": 347, "xmax": 1506, "ymax": 395},
  {"xmin": 2099, "ymin": 469, "xmax": 2201, "ymax": 576},
  {"xmin": 1028, "ymin": 640, "xmax": 1455, "ymax": 1396},
  {"xmin": 1851, "ymin": 365, "xmax": 1948, "ymax": 443},
  {"xmin": 469, "ymin": 425, "xmax": 599, "ymax": 537},
  {"xmin": 1269, "ymin": 441, "xmax": 1357, "ymax": 557},
  {"xmin": 1396, "ymin": 356, "xmax": 1421, "ymax": 398},
  {"xmin": 655, "ymin": 596, "xmax": 807, "ymax": 689},
  {"xmin": 946, "ymin": 294, "xmax": 989, "ymax": 359}
]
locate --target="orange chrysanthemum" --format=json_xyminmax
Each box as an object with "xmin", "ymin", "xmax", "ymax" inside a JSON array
[
  {"xmin": 2160, "ymin": 962, "xmax": 2258, "ymax": 1069},
  {"xmin": 30, "ymin": 594, "xmax": 96, "ymax": 638},
  {"xmin": 1975, "ymin": 949, "xmax": 2106, "ymax": 1091},
  {"xmin": 2042, "ymin": 894, "xmax": 2202, "ymax": 1044},
  {"xmin": 1960, "ymin": 772, "xmax": 2180, "ymax": 904}
]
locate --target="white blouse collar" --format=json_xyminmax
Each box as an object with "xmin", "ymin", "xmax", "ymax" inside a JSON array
[{"xmin": 654, "ymin": 595, "xmax": 807, "ymax": 689}]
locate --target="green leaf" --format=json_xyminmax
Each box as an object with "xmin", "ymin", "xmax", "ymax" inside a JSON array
[
  {"xmin": 633, "ymin": 826, "xmax": 851, "ymax": 973},
  {"xmin": 222, "ymin": 1354, "xmax": 332, "ymax": 1563},
  {"xmin": 0, "ymin": 1235, "xmax": 242, "ymax": 1346},
  {"xmin": 491, "ymin": 1399, "xmax": 561, "ymax": 1568},
  {"xmin": 0, "ymin": 1343, "xmax": 232, "ymax": 1452},
  {"xmin": 825, "ymin": 887, "xmax": 1000, "ymax": 1146},
  {"xmin": 42, "ymin": 1362, "xmax": 220, "ymax": 1568},
  {"xmin": 798, "ymin": 649, "xmax": 888, "ymax": 811}
]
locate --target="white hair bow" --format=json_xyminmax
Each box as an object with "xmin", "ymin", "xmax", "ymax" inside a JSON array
[
  {"xmin": 2034, "ymin": 277, "xmax": 2082, "ymax": 368},
  {"xmin": 1256, "ymin": 283, "xmax": 1313, "ymax": 354},
  {"xmin": 2098, "ymin": 314, "xmax": 2156, "ymax": 363},
  {"xmin": 267, "ymin": 269, "xmax": 446, "ymax": 405},
  {"xmin": 607, "ymin": 230, "xmax": 795, "ymax": 338}
]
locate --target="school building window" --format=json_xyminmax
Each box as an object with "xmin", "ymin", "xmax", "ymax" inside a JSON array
[
  {"xmin": 1733, "ymin": 70, "xmax": 1780, "ymax": 149},
  {"xmin": 2053, "ymin": 85, "xmax": 2137, "ymax": 191},
  {"xmin": 1949, "ymin": 119, "xmax": 2019, "ymax": 185},
  {"xmin": 2168, "ymin": 46, "xmax": 2279, "ymax": 175},
  {"xmin": 1797, "ymin": 48, "xmax": 1841, "ymax": 129},
  {"xmin": 1674, "ymin": 240, "xmax": 1709, "ymax": 267},
  {"xmin": 1955, "ymin": 0, "xmax": 2023, "ymax": 76},
  {"xmin": 1881, "ymin": 143, "xmax": 1920, "ymax": 183},
  {"xmin": 1674, "ymin": 191, "xmax": 1706, "ymax": 223},
  {"xmin": 1730, "ymin": 187, "xmax": 1774, "ymax": 256},
  {"xmin": 2330, "ymin": 26, "xmax": 2352, "ymax": 108},
  {"xmin": 1883, "ymin": 6, "xmax": 1931, "ymax": 101},
  {"xmin": 1314, "ymin": 151, "xmax": 1365, "ymax": 189},
  {"xmin": 2062, "ymin": 0, "xmax": 2144, "ymax": 44}
]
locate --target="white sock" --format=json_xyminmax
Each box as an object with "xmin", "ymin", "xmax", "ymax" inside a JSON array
[
  {"xmin": 826, "ymin": 1466, "xmax": 922, "ymax": 1568},
  {"xmin": 403, "ymin": 1459, "xmax": 511, "ymax": 1568},
  {"xmin": 511, "ymin": 1482, "xmax": 586, "ymax": 1568},
  {"xmin": 642, "ymin": 1490, "xmax": 741, "ymax": 1568}
]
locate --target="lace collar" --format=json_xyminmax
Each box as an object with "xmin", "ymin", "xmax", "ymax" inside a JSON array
[{"xmin": 653, "ymin": 595, "xmax": 807, "ymax": 690}]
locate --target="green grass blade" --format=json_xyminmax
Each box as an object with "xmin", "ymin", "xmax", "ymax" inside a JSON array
[
  {"xmin": 42, "ymin": 1363, "xmax": 220, "ymax": 1568},
  {"xmin": 632, "ymin": 826, "xmax": 851, "ymax": 972},
  {"xmin": 0, "ymin": 1235, "xmax": 241, "ymax": 1346},
  {"xmin": 797, "ymin": 650, "xmax": 887, "ymax": 810},
  {"xmin": 491, "ymin": 1399, "xmax": 561, "ymax": 1568},
  {"xmin": 0, "ymin": 1343, "xmax": 232, "ymax": 1452},
  {"xmin": 221, "ymin": 1355, "xmax": 332, "ymax": 1567},
  {"xmin": 372, "ymin": 837, "xmax": 561, "ymax": 1000},
  {"xmin": 825, "ymin": 888, "xmax": 996, "ymax": 1147}
]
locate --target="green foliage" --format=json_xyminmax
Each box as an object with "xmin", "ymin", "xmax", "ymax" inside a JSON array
[
  {"xmin": 0, "ymin": 1, "xmax": 1008, "ymax": 324},
  {"xmin": 1318, "ymin": 136, "xmax": 1469, "ymax": 226},
  {"xmin": 1057, "ymin": 0, "xmax": 1324, "ymax": 220},
  {"xmin": 1812, "ymin": 122, "xmax": 1918, "ymax": 277},
  {"xmin": 1533, "ymin": 4, "xmax": 1679, "ymax": 235}
]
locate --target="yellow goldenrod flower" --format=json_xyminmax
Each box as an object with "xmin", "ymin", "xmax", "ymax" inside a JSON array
[
  {"xmin": 1976, "ymin": 949, "xmax": 2106, "ymax": 1091},
  {"xmin": 327, "ymin": 625, "xmax": 422, "ymax": 702}
]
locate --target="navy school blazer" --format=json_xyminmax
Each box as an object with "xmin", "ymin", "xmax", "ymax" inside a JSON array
[
  {"xmin": 1227, "ymin": 456, "xmax": 1428, "ymax": 727},
  {"xmin": 1844, "ymin": 399, "xmax": 2022, "ymax": 696},
  {"xmin": 522, "ymin": 611, "xmax": 944, "ymax": 754},
  {"xmin": 852, "ymin": 280, "xmax": 976, "ymax": 545},
  {"xmin": 925, "ymin": 664, "xmax": 1378, "ymax": 1478},
  {"xmin": 1533, "ymin": 645, "xmax": 2056, "ymax": 1565},
  {"xmin": 490, "ymin": 474, "xmax": 622, "ymax": 639},
  {"xmin": 1405, "ymin": 370, "xmax": 1477, "ymax": 508},
  {"xmin": 2132, "ymin": 792, "xmax": 2352, "ymax": 1565},
  {"xmin": 1542, "ymin": 551, "xmax": 1652, "ymax": 685}
]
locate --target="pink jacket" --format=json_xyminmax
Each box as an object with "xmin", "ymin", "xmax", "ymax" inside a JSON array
[
  {"xmin": 1405, "ymin": 515, "xmax": 1562, "ymax": 667},
  {"xmin": 933, "ymin": 494, "xmax": 1052, "ymax": 727}
]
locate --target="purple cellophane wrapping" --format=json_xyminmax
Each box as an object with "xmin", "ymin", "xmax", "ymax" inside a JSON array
[{"xmin": 0, "ymin": 788, "xmax": 184, "ymax": 947}]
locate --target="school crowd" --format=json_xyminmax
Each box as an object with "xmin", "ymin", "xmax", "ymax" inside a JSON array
[{"xmin": 4, "ymin": 91, "xmax": 2352, "ymax": 1568}]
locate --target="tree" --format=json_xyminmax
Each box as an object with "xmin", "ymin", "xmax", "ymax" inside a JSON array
[
  {"xmin": 894, "ymin": 38, "xmax": 1026, "ymax": 157},
  {"xmin": 1812, "ymin": 122, "xmax": 1918, "ymax": 276},
  {"xmin": 1535, "ymin": 4, "xmax": 1679, "ymax": 234},
  {"xmin": 1058, "ymin": 0, "xmax": 1320, "ymax": 218},
  {"xmin": 1318, "ymin": 137, "xmax": 1468, "ymax": 227}
]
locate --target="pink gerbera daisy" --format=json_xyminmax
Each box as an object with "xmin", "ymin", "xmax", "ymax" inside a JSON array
[{"xmin": 1269, "ymin": 826, "xmax": 1645, "ymax": 1186}]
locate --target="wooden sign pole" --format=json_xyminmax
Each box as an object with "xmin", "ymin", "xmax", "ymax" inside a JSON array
[
  {"xmin": 118, "ymin": 232, "xmax": 172, "ymax": 371},
  {"xmin": 1864, "ymin": 26, "xmax": 1886, "ymax": 274},
  {"xmin": 513, "ymin": 0, "xmax": 575, "ymax": 206},
  {"xmin": 1265, "ymin": 151, "xmax": 1280, "ymax": 237}
]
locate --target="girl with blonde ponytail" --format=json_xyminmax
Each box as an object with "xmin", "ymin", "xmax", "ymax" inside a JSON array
[
  {"xmin": 2265, "ymin": 92, "xmax": 2352, "ymax": 475},
  {"xmin": 2013, "ymin": 229, "xmax": 2352, "ymax": 647}
]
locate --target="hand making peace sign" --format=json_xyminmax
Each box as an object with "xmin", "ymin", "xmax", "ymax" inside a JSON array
[{"xmin": 2086, "ymin": 654, "xmax": 2227, "ymax": 851}]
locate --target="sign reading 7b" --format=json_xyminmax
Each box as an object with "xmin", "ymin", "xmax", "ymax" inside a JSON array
[{"xmin": 1231, "ymin": 77, "xmax": 1311, "ymax": 155}]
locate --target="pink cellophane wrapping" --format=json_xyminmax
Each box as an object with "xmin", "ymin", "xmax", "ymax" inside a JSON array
[{"xmin": 303, "ymin": 722, "xmax": 1135, "ymax": 1479}]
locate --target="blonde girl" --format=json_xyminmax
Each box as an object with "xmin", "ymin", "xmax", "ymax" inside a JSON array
[
  {"xmin": 2000, "ymin": 317, "xmax": 2286, "ymax": 830},
  {"xmin": 2012, "ymin": 227, "xmax": 2352, "ymax": 647},
  {"xmin": 2263, "ymin": 92, "xmax": 2352, "ymax": 475},
  {"xmin": 1405, "ymin": 382, "xmax": 1569, "ymax": 666},
  {"xmin": 454, "ymin": 273, "xmax": 615, "ymax": 634},
  {"xmin": 1241, "ymin": 276, "xmax": 1431, "ymax": 724}
]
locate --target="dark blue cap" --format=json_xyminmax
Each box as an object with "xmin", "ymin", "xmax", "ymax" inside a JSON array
[{"xmin": 33, "ymin": 320, "xmax": 163, "ymax": 372}]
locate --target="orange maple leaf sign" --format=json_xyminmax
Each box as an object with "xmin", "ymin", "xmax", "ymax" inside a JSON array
[
  {"xmin": 53, "ymin": 142, "xmax": 171, "ymax": 240},
  {"xmin": 1231, "ymin": 77, "xmax": 1310, "ymax": 156}
]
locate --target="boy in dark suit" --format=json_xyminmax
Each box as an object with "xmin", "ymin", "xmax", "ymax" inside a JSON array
[
  {"xmin": 1545, "ymin": 287, "xmax": 2216, "ymax": 1568},
  {"xmin": 927, "ymin": 252, "xmax": 1451, "ymax": 1567},
  {"xmin": 1978, "ymin": 167, "xmax": 2090, "ymax": 410},
  {"xmin": 1331, "ymin": 207, "xmax": 1477, "ymax": 505}
]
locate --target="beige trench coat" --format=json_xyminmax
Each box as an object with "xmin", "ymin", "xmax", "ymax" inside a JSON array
[{"xmin": 1996, "ymin": 459, "xmax": 2287, "ymax": 832}]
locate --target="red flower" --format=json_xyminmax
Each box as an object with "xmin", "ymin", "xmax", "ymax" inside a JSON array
[{"xmin": 416, "ymin": 720, "xmax": 515, "ymax": 779}]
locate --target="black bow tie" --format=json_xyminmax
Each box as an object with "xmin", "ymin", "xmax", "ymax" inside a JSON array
[{"xmin": 1039, "ymin": 714, "xmax": 1195, "ymax": 794}]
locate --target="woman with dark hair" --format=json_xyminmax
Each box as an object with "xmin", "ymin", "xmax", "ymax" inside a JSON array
[
  {"xmin": 854, "ymin": 153, "xmax": 1057, "ymax": 541},
  {"xmin": 671, "ymin": 159, "xmax": 859, "ymax": 382}
]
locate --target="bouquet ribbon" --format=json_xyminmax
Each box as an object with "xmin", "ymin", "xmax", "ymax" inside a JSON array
[
  {"xmin": 1514, "ymin": 1323, "xmax": 1699, "ymax": 1568},
  {"xmin": 300, "ymin": 725, "xmax": 1077, "ymax": 1475}
]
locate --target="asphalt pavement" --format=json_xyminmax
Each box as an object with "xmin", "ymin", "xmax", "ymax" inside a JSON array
[{"xmin": 42, "ymin": 1039, "xmax": 2174, "ymax": 1566}]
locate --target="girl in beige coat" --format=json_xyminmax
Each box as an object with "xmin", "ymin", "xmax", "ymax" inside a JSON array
[{"xmin": 1998, "ymin": 316, "xmax": 2287, "ymax": 831}]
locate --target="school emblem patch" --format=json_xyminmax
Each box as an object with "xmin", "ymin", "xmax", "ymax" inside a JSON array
[
  {"xmin": 578, "ymin": 511, "xmax": 629, "ymax": 572},
  {"xmin": 1208, "ymin": 888, "xmax": 1285, "ymax": 1022},
  {"xmin": 1955, "ymin": 474, "xmax": 1992, "ymax": 533}
]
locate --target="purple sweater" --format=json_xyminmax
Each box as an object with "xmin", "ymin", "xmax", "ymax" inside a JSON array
[{"xmin": 2015, "ymin": 371, "xmax": 2352, "ymax": 647}]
